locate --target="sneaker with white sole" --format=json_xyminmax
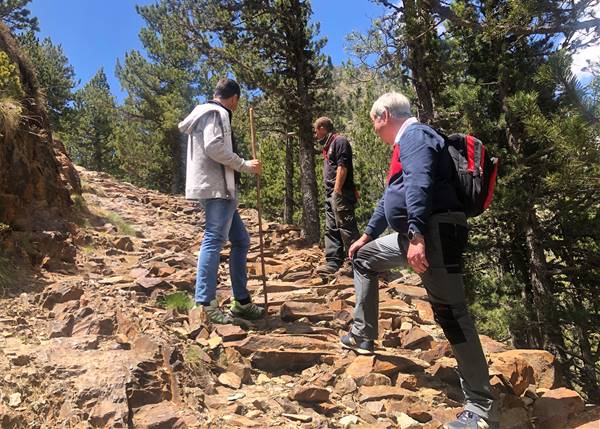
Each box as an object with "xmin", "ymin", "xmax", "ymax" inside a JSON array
[
  {"xmin": 445, "ymin": 410, "xmax": 491, "ymax": 429},
  {"xmin": 340, "ymin": 332, "xmax": 375, "ymax": 355},
  {"xmin": 201, "ymin": 299, "xmax": 235, "ymax": 324}
]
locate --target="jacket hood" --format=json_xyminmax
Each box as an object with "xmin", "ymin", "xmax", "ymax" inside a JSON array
[{"xmin": 178, "ymin": 103, "xmax": 224, "ymax": 135}]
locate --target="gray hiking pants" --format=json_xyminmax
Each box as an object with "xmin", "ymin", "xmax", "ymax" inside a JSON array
[
  {"xmin": 324, "ymin": 193, "xmax": 359, "ymax": 267},
  {"xmin": 350, "ymin": 211, "xmax": 494, "ymax": 419}
]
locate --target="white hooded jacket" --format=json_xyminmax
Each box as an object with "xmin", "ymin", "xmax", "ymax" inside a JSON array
[{"xmin": 178, "ymin": 102, "xmax": 253, "ymax": 200}]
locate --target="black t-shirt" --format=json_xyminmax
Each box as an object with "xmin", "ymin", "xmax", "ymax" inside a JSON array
[{"xmin": 322, "ymin": 134, "xmax": 356, "ymax": 200}]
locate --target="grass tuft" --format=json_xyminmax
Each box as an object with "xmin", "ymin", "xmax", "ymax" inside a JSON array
[
  {"xmin": 185, "ymin": 344, "xmax": 207, "ymax": 366},
  {"xmin": 81, "ymin": 180, "xmax": 106, "ymax": 197},
  {"xmin": 103, "ymin": 211, "xmax": 136, "ymax": 236},
  {"xmin": 71, "ymin": 194, "xmax": 92, "ymax": 228},
  {"xmin": 81, "ymin": 244, "xmax": 95, "ymax": 254},
  {"xmin": 158, "ymin": 291, "xmax": 194, "ymax": 312},
  {"xmin": 0, "ymin": 254, "xmax": 13, "ymax": 295}
]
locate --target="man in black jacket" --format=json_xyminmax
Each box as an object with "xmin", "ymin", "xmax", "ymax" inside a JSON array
[
  {"xmin": 341, "ymin": 92, "xmax": 496, "ymax": 429},
  {"xmin": 313, "ymin": 117, "xmax": 359, "ymax": 276}
]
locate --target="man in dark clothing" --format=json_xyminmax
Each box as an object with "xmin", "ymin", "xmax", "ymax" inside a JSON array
[
  {"xmin": 340, "ymin": 92, "xmax": 496, "ymax": 429},
  {"xmin": 313, "ymin": 117, "xmax": 360, "ymax": 276}
]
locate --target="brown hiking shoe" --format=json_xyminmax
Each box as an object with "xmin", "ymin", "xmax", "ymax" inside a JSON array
[
  {"xmin": 338, "ymin": 261, "xmax": 354, "ymax": 277},
  {"xmin": 315, "ymin": 262, "xmax": 339, "ymax": 275}
]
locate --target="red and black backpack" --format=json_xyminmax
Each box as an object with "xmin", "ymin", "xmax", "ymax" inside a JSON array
[{"xmin": 438, "ymin": 132, "xmax": 499, "ymax": 217}]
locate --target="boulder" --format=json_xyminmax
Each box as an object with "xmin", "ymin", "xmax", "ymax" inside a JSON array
[
  {"xmin": 113, "ymin": 236, "xmax": 134, "ymax": 251},
  {"xmin": 372, "ymin": 350, "xmax": 429, "ymax": 376},
  {"xmin": 132, "ymin": 402, "xmax": 190, "ymax": 429},
  {"xmin": 359, "ymin": 385, "xmax": 412, "ymax": 402},
  {"xmin": 401, "ymin": 327, "xmax": 433, "ymax": 350},
  {"xmin": 218, "ymin": 372, "xmax": 242, "ymax": 389},
  {"xmin": 492, "ymin": 349, "xmax": 557, "ymax": 389},
  {"xmin": 214, "ymin": 324, "xmax": 247, "ymax": 342},
  {"xmin": 533, "ymin": 388, "xmax": 585, "ymax": 429},
  {"xmin": 289, "ymin": 385, "xmax": 330, "ymax": 403},
  {"xmin": 280, "ymin": 301, "xmax": 334, "ymax": 322},
  {"xmin": 88, "ymin": 400, "xmax": 129, "ymax": 428},
  {"xmin": 489, "ymin": 352, "xmax": 536, "ymax": 396},
  {"xmin": 40, "ymin": 283, "xmax": 83, "ymax": 309},
  {"xmin": 426, "ymin": 357, "xmax": 460, "ymax": 386},
  {"xmin": 345, "ymin": 355, "xmax": 375, "ymax": 379},
  {"xmin": 412, "ymin": 299, "xmax": 435, "ymax": 324}
]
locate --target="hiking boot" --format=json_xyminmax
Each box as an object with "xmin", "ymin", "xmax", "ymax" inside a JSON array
[
  {"xmin": 315, "ymin": 262, "xmax": 339, "ymax": 275},
  {"xmin": 230, "ymin": 300, "xmax": 264, "ymax": 320},
  {"xmin": 338, "ymin": 261, "xmax": 354, "ymax": 277},
  {"xmin": 202, "ymin": 299, "xmax": 235, "ymax": 324},
  {"xmin": 445, "ymin": 411, "xmax": 491, "ymax": 429},
  {"xmin": 340, "ymin": 332, "xmax": 375, "ymax": 355}
]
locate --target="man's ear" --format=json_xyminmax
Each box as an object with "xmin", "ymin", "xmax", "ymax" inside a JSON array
[{"xmin": 381, "ymin": 109, "xmax": 389, "ymax": 123}]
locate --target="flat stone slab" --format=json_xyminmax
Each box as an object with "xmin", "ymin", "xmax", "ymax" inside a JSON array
[
  {"xmin": 280, "ymin": 301, "xmax": 334, "ymax": 322},
  {"xmin": 359, "ymin": 385, "xmax": 413, "ymax": 402}
]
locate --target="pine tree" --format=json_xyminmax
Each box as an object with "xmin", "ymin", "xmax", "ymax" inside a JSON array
[
  {"xmin": 18, "ymin": 31, "xmax": 77, "ymax": 133},
  {"xmin": 0, "ymin": 0, "xmax": 38, "ymax": 33},
  {"xmin": 64, "ymin": 69, "xmax": 118, "ymax": 173},
  {"xmin": 115, "ymin": 2, "xmax": 202, "ymax": 193},
  {"xmin": 360, "ymin": 0, "xmax": 600, "ymax": 400},
  {"xmin": 165, "ymin": 0, "xmax": 333, "ymax": 244}
]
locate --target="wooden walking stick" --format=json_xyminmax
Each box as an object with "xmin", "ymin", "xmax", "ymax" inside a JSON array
[{"xmin": 248, "ymin": 107, "xmax": 268, "ymax": 316}]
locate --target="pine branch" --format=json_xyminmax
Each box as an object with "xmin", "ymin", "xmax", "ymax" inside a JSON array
[{"xmin": 510, "ymin": 18, "xmax": 600, "ymax": 37}]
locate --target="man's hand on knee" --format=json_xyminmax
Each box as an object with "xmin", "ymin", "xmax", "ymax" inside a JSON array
[
  {"xmin": 407, "ymin": 239, "xmax": 429, "ymax": 274},
  {"xmin": 349, "ymin": 233, "xmax": 371, "ymax": 259}
]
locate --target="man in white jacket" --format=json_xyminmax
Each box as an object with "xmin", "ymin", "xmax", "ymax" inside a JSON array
[{"xmin": 179, "ymin": 78, "xmax": 264, "ymax": 324}]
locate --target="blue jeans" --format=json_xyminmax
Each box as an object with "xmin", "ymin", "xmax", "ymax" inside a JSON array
[{"xmin": 195, "ymin": 198, "xmax": 250, "ymax": 304}]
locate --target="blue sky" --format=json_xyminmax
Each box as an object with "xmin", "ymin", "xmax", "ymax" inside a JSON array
[{"xmin": 28, "ymin": 0, "xmax": 385, "ymax": 103}]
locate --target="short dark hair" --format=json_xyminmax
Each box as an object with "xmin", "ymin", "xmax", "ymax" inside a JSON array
[
  {"xmin": 214, "ymin": 78, "xmax": 241, "ymax": 99},
  {"xmin": 314, "ymin": 116, "xmax": 334, "ymax": 132}
]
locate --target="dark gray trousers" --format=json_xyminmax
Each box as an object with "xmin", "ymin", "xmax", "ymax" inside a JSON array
[
  {"xmin": 350, "ymin": 212, "xmax": 494, "ymax": 419},
  {"xmin": 324, "ymin": 193, "xmax": 359, "ymax": 267}
]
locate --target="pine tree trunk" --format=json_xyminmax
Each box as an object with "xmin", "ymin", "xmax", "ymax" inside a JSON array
[
  {"xmin": 577, "ymin": 326, "xmax": 600, "ymax": 403},
  {"xmin": 93, "ymin": 135, "xmax": 103, "ymax": 172},
  {"xmin": 500, "ymin": 76, "xmax": 548, "ymax": 349},
  {"xmin": 170, "ymin": 128, "xmax": 184, "ymax": 194},
  {"xmin": 523, "ymin": 207, "xmax": 570, "ymax": 372},
  {"xmin": 403, "ymin": 0, "xmax": 436, "ymax": 124},
  {"xmin": 297, "ymin": 121, "xmax": 320, "ymax": 243},
  {"xmin": 523, "ymin": 209, "xmax": 552, "ymax": 349},
  {"xmin": 563, "ymin": 248, "xmax": 600, "ymax": 402},
  {"xmin": 284, "ymin": 133, "xmax": 294, "ymax": 224},
  {"xmin": 289, "ymin": 0, "xmax": 320, "ymax": 244}
]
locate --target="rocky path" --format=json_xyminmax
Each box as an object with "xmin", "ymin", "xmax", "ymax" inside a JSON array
[{"xmin": 0, "ymin": 167, "xmax": 598, "ymax": 429}]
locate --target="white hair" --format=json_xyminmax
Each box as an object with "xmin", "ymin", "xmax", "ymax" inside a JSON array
[{"xmin": 370, "ymin": 92, "xmax": 412, "ymax": 119}]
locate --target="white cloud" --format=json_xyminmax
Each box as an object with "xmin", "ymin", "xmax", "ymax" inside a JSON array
[
  {"xmin": 572, "ymin": 43, "xmax": 599, "ymax": 79},
  {"xmin": 571, "ymin": 3, "xmax": 600, "ymax": 79}
]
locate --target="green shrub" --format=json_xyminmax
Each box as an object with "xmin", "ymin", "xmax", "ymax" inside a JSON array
[
  {"xmin": 0, "ymin": 51, "xmax": 24, "ymax": 99},
  {"xmin": 0, "ymin": 51, "xmax": 24, "ymax": 140}
]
